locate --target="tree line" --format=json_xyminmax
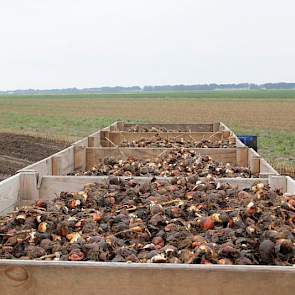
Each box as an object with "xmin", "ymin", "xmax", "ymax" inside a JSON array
[{"xmin": 1, "ymin": 83, "xmax": 295, "ymax": 95}]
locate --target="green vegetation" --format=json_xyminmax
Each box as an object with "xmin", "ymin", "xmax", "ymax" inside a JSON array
[
  {"xmin": 0, "ymin": 113, "xmax": 116, "ymax": 141},
  {"xmin": 0, "ymin": 90, "xmax": 294, "ymax": 170},
  {"xmin": 1, "ymin": 89, "xmax": 295, "ymax": 101},
  {"xmin": 232, "ymin": 127, "xmax": 295, "ymax": 169}
]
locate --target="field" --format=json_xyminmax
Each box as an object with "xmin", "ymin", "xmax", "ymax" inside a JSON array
[
  {"xmin": 0, "ymin": 90, "xmax": 294, "ymax": 176},
  {"xmin": 0, "ymin": 133, "xmax": 68, "ymax": 181}
]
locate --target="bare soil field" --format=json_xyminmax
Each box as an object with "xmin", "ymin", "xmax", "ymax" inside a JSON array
[{"xmin": 0, "ymin": 133, "xmax": 68, "ymax": 181}]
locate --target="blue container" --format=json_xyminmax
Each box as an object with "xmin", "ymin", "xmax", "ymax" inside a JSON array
[{"xmin": 238, "ymin": 135, "xmax": 257, "ymax": 151}]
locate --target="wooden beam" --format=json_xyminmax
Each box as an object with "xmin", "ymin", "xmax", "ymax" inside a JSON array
[
  {"xmin": 249, "ymin": 157, "xmax": 260, "ymax": 175},
  {"xmin": 85, "ymin": 147, "xmax": 238, "ymax": 169},
  {"xmin": 286, "ymin": 176, "xmax": 295, "ymax": 194},
  {"xmin": 104, "ymin": 132, "xmax": 228, "ymax": 147},
  {"xmin": 123, "ymin": 123, "xmax": 215, "ymax": 132},
  {"xmin": 110, "ymin": 121, "xmax": 120, "ymax": 131},
  {"xmin": 212, "ymin": 122, "xmax": 220, "ymax": 132},
  {"xmin": 269, "ymin": 175, "xmax": 287, "ymax": 193},
  {"xmin": 18, "ymin": 157, "xmax": 52, "ymax": 177},
  {"xmin": 74, "ymin": 145, "xmax": 86, "ymax": 171},
  {"xmin": 0, "ymin": 174, "xmax": 20, "ymax": 216},
  {"xmin": 99, "ymin": 130, "xmax": 110, "ymax": 147},
  {"xmin": 38, "ymin": 176, "xmax": 269, "ymax": 200},
  {"xmin": 51, "ymin": 156, "xmax": 62, "ymax": 176},
  {"xmin": 88, "ymin": 136, "xmax": 98, "ymax": 147},
  {"xmin": 236, "ymin": 147, "xmax": 248, "ymax": 167},
  {"xmin": 0, "ymin": 260, "xmax": 294, "ymax": 295},
  {"xmin": 259, "ymin": 158, "xmax": 279, "ymax": 177},
  {"xmin": 19, "ymin": 172, "xmax": 39, "ymax": 204},
  {"xmin": 248, "ymin": 148, "xmax": 261, "ymax": 175}
]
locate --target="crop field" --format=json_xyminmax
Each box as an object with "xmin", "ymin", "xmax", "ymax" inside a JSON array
[{"xmin": 0, "ymin": 90, "xmax": 294, "ymax": 176}]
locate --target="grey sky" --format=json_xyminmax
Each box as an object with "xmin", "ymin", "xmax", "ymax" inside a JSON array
[{"xmin": 0, "ymin": 0, "xmax": 294, "ymax": 90}]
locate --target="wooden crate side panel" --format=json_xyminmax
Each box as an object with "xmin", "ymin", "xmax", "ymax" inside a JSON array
[
  {"xmin": 269, "ymin": 176, "xmax": 287, "ymax": 193},
  {"xmin": 236, "ymin": 147, "xmax": 248, "ymax": 167},
  {"xmin": 109, "ymin": 121, "xmax": 120, "ymax": 131},
  {"xmin": 100, "ymin": 121, "xmax": 118, "ymax": 132},
  {"xmin": 87, "ymin": 131, "xmax": 101, "ymax": 147},
  {"xmin": 0, "ymin": 174, "xmax": 20, "ymax": 216},
  {"xmin": 286, "ymin": 176, "xmax": 295, "ymax": 194},
  {"xmin": 19, "ymin": 172, "xmax": 39, "ymax": 204},
  {"xmin": 123, "ymin": 123, "xmax": 215, "ymax": 132},
  {"xmin": 74, "ymin": 146, "xmax": 86, "ymax": 171},
  {"xmin": 19, "ymin": 137, "xmax": 88, "ymax": 178},
  {"xmin": 247, "ymin": 148, "xmax": 261, "ymax": 175},
  {"xmin": 105, "ymin": 132, "xmax": 227, "ymax": 146},
  {"xmin": 212, "ymin": 122, "xmax": 221, "ymax": 132},
  {"xmin": 51, "ymin": 147, "xmax": 74, "ymax": 176},
  {"xmin": 86, "ymin": 147, "xmax": 238, "ymax": 169},
  {"xmin": 259, "ymin": 158, "xmax": 279, "ymax": 177},
  {"xmin": 219, "ymin": 122, "xmax": 232, "ymax": 132},
  {"xmin": 38, "ymin": 176, "xmax": 269, "ymax": 199},
  {"xmin": 71, "ymin": 137, "xmax": 88, "ymax": 147},
  {"xmin": 19, "ymin": 157, "xmax": 52, "ymax": 177},
  {"xmin": 234, "ymin": 136, "xmax": 246, "ymax": 148},
  {"xmin": 0, "ymin": 262, "xmax": 294, "ymax": 295},
  {"xmin": 112, "ymin": 121, "xmax": 124, "ymax": 131}
]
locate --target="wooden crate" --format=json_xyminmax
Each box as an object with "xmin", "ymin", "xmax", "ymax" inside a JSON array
[
  {"xmin": 16, "ymin": 121, "xmax": 278, "ymax": 179},
  {"xmin": 99, "ymin": 131, "xmax": 232, "ymax": 147},
  {"xmin": 18, "ymin": 146, "xmax": 278, "ymax": 179},
  {"xmin": 0, "ymin": 261, "xmax": 294, "ymax": 295},
  {"xmin": 118, "ymin": 122, "xmax": 221, "ymax": 132},
  {"xmin": 0, "ymin": 173, "xmax": 292, "ymax": 215},
  {"xmin": 0, "ymin": 173, "xmax": 294, "ymax": 295}
]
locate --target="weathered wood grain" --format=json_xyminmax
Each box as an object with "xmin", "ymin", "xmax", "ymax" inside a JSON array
[
  {"xmin": 122, "ymin": 123, "xmax": 216, "ymax": 132},
  {"xmin": 0, "ymin": 174, "xmax": 20, "ymax": 216},
  {"xmin": 101, "ymin": 131, "xmax": 231, "ymax": 147},
  {"xmin": 38, "ymin": 176, "xmax": 269, "ymax": 199},
  {"xmin": 86, "ymin": 147, "xmax": 238, "ymax": 169},
  {"xmin": 0, "ymin": 261, "xmax": 294, "ymax": 295}
]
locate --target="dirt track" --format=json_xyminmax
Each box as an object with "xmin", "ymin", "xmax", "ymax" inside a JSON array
[{"xmin": 0, "ymin": 133, "xmax": 69, "ymax": 181}]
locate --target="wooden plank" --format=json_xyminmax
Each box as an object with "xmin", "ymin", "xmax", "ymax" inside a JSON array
[
  {"xmin": 212, "ymin": 122, "xmax": 220, "ymax": 132},
  {"xmin": 115, "ymin": 121, "xmax": 124, "ymax": 131},
  {"xmin": 85, "ymin": 147, "xmax": 238, "ymax": 169},
  {"xmin": 109, "ymin": 121, "xmax": 120, "ymax": 131},
  {"xmin": 123, "ymin": 123, "xmax": 215, "ymax": 132},
  {"xmin": 236, "ymin": 147, "xmax": 248, "ymax": 167},
  {"xmin": 52, "ymin": 155, "xmax": 62, "ymax": 176},
  {"xmin": 38, "ymin": 176, "xmax": 269, "ymax": 199},
  {"xmin": 0, "ymin": 174, "xmax": 20, "ymax": 216},
  {"xmin": 259, "ymin": 158, "xmax": 279, "ymax": 177},
  {"xmin": 249, "ymin": 157, "xmax": 260, "ymax": 175},
  {"xmin": 235, "ymin": 136, "xmax": 246, "ymax": 148},
  {"xmin": 72, "ymin": 137, "xmax": 89, "ymax": 147},
  {"xmin": 0, "ymin": 262, "xmax": 294, "ymax": 295},
  {"xmin": 19, "ymin": 172, "xmax": 39, "ymax": 204},
  {"xmin": 74, "ymin": 145, "xmax": 86, "ymax": 171},
  {"xmin": 286, "ymin": 176, "xmax": 295, "ymax": 194},
  {"xmin": 88, "ymin": 136, "xmax": 98, "ymax": 147},
  {"xmin": 269, "ymin": 176, "xmax": 287, "ymax": 193},
  {"xmin": 53, "ymin": 147, "xmax": 75, "ymax": 175},
  {"xmin": 20, "ymin": 145, "xmax": 78, "ymax": 178},
  {"xmin": 248, "ymin": 148, "xmax": 261, "ymax": 175},
  {"xmin": 22, "ymin": 147, "xmax": 75, "ymax": 177},
  {"xmin": 104, "ymin": 132, "xmax": 228, "ymax": 147},
  {"xmin": 100, "ymin": 130, "xmax": 110, "ymax": 147},
  {"xmin": 18, "ymin": 157, "xmax": 52, "ymax": 177},
  {"xmin": 219, "ymin": 122, "xmax": 231, "ymax": 132},
  {"xmin": 89, "ymin": 131, "xmax": 101, "ymax": 146}
]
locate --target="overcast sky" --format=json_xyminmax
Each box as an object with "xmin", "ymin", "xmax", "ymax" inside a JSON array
[{"xmin": 0, "ymin": 0, "xmax": 294, "ymax": 90}]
